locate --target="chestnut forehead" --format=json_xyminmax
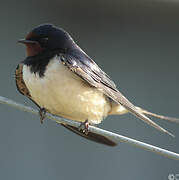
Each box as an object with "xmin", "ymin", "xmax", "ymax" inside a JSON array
[
  {"xmin": 26, "ymin": 26, "xmax": 52, "ymax": 40},
  {"xmin": 25, "ymin": 32, "xmax": 38, "ymax": 40},
  {"xmin": 26, "ymin": 31, "xmax": 48, "ymax": 40}
]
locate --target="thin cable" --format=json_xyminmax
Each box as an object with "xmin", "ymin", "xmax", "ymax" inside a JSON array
[{"xmin": 0, "ymin": 95, "xmax": 179, "ymax": 160}]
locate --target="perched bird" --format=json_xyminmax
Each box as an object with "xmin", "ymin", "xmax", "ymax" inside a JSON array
[{"xmin": 16, "ymin": 24, "xmax": 178, "ymax": 146}]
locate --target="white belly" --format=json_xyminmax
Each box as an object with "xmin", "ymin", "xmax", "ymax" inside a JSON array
[{"xmin": 22, "ymin": 57, "xmax": 111, "ymax": 124}]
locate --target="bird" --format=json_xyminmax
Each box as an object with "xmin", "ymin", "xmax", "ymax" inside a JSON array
[{"xmin": 16, "ymin": 24, "xmax": 178, "ymax": 146}]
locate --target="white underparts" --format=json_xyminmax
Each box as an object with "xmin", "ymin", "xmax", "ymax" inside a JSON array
[{"xmin": 23, "ymin": 56, "xmax": 116, "ymax": 124}]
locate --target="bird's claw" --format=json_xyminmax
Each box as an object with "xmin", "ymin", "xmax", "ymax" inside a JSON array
[
  {"xmin": 39, "ymin": 108, "xmax": 47, "ymax": 124},
  {"xmin": 78, "ymin": 120, "xmax": 89, "ymax": 135}
]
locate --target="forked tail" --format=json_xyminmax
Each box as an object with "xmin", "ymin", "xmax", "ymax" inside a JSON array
[
  {"xmin": 136, "ymin": 107, "xmax": 179, "ymax": 124},
  {"xmin": 109, "ymin": 103, "xmax": 178, "ymax": 137}
]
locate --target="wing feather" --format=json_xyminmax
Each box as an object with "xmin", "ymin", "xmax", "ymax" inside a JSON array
[{"xmin": 58, "ymin": 51, "xmax": 174, "ymax": 137}]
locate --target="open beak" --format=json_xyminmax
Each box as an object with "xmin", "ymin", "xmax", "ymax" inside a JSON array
[{"xmin": 18, "ymin": 39, "xmax": 38, "ymax": 44}]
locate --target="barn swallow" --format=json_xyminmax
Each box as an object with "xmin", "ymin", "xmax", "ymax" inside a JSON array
[{"xmin": 16, "ymin": 24, "xmax": 178, "ymax": 146}]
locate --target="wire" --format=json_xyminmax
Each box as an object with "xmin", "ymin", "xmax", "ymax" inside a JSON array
[{"xmin": 0, "ymin": 95, "xmax": 179, "ymax": 160}]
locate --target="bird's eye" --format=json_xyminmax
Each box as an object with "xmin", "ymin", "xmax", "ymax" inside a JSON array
[
  {"xmin": 40, "ymin": 37, "xmax": 49, "ymax": 42},
  {"xmin": 42, "ymin": 37, "xmax": 49, "ymax": 41},
  {"xmin": 39, "ymin": 37, "xmax": 49, "ymax": 47}
]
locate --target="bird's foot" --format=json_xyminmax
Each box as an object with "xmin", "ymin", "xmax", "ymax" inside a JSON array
[
  {"xmin": 78, "ymin": 120, "xmax": 89, "ymax": 135},
  {"xmin": 39, "ymin": 108, "xmax": 47, "ymax": 124}
]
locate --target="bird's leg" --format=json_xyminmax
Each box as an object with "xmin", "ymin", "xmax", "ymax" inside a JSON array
[
  {"xmin": 39, "ymin": 108, "xmax": 47, "ymax": 124},
  {"xmin": 78, "ymin": 120, "xmax": 89, "ymax": 135}
]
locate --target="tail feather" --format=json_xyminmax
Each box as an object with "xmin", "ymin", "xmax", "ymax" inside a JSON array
[
  {"xmin": 135, "ymin": 112, "xmax": 175, "ymax": 137},
  {"xmin": 109, "ymin": 90, "xmax": 175, "ymax": 137},
  {"xmin": 137, "ymin": 107, "xmax": 179, "ymax": 124},
  {"xmin": 110, "ymin": 103, "xmax": 175, "ymax": 137}
]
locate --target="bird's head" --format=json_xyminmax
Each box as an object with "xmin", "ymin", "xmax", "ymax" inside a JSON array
[{"xmin": 18, "ymin": 24, "xmax": 74, "ymax": 57}]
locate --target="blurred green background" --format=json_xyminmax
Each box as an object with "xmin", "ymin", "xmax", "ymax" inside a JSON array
[{"xmin": 0, "ymin": 0, "xmax": 179, "ymax": 179}]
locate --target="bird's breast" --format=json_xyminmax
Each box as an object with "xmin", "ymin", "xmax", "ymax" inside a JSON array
[{"xmin": 22, "ymin": 56, "xmax": 111, "ymax": 124}]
